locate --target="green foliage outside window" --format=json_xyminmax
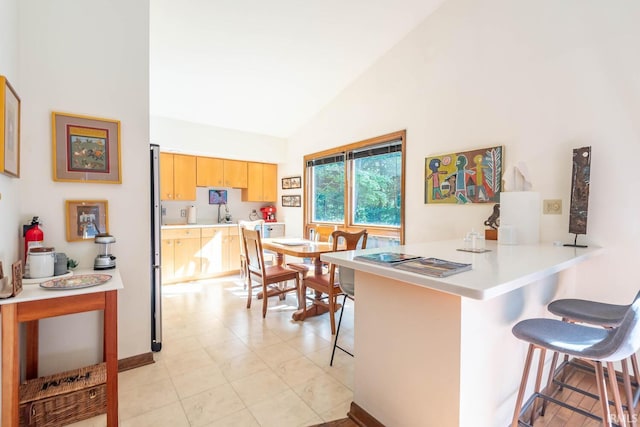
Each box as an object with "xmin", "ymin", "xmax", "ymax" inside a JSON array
[
  {"xmin": 353, "ymin": 152, "xmax": 401, "ymax": 226},
  {"xmin": 312, "ymin": 162, "xmax": 344, "ymax": 222},
  {"xmin": 311, "ymin": 152, "xmax": 401, "ymax": 227}
]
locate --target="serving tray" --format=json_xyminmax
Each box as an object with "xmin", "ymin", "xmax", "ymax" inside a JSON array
[
  {"xmin": 39, "ymin": 274, "xmax": 112, "ymax": 290},
  {"xmin": 23, "ymin": 271, "xmax": 73, "ymax": 285}
]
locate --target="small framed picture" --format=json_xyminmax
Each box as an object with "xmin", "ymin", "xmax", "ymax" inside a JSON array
[
  {"xmin": 281, "ymin": 177, "xmax": 291, "ymax": 189},
  {"xmin": 0, "ymin": 75, "xmax": 21, "ymax": 178},
  {"xmin": 11, "ymin": 260, "xmax": 22, "ymax": 297},
  {"xmin": 52, "ymin": 112, "xmax": 121, "ymax": 184},
  {"xmin": 282, "ymin": 195, "xmax": 301, "ymax": 207},
  {"xmin": 65, "ymin": 200, "xmax": 109, "ymax": 242},
  {"xmin": 289, "ymin": 176, "xmax": 301, "ymax": 189}
]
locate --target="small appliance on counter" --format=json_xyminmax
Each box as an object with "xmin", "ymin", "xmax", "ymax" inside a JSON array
[
  {"xmin": 260, "ymin": 206, "xmax": 277, "ymax": 222},
  {"xmin": 94, "ymin": 233, "xmax": 116, "ymax": 270},
  {"xmin": 24, "ymin": 247, "xmax": 55, "ymax": 279}
]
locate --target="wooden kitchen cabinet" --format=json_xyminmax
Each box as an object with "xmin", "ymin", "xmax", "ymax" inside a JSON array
[
  {"xmin": 223, "ymin": 159, "xmax": 248, "ymax": 188},
  {"xmin": 196, "ymin": 157, "xmax": 224, "ymax": 187},
  {"xmin": 201, "ymin": 227, "xmax": 226, "ymax": 275},
  {"xmin": 201, "ymin": 226, "xmax": 241, "ymax": 277},
  {"xmin": 161, "ymin": 239, "xmax": 175, "ymax": 283},
  {"xmin": 159, "ymin": 153, "xmax": 175, "ymax": 201},
  {"xmin": 161, "ymin": 228, "xmax": 201, "ymax": 283},
  {"xmin": 242, "ymin": 162, "xmax": 278, "ymax": 202},
  {"xmin": 160, "ymin": 153, "xmax": 197, "ymax": 201},
  {"xmin": 226, "ymin": 227, "xmax": 241, "ymax": 272}
]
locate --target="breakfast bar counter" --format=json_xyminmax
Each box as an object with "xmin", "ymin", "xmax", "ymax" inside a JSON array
[{"xmin": 322, "ymin": 240, "xmax": 602, "ymax": 427}]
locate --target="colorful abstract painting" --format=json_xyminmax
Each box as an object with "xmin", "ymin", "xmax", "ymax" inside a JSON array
[{"xmin": 425, "ymin": 146, "xmax": 503, "ymax": 204}]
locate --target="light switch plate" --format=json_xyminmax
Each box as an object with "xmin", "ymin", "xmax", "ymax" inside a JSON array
[{"xmin": 543, "ymin": 199, "xmax": 562, "ymax": 215}]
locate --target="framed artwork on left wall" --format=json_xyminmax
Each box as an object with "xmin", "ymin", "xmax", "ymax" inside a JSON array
[
  {"xmin": 0, "ymin": 75, "xmax": 21, "ymax": 178},
  {"xmin": 52, "ymin": 112, "xmax": 122, "ymax": 183}
]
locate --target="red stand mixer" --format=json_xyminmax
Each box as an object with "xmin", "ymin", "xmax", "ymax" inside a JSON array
[{"xmin": 260, "ymin": 206, "xmax": 277, "ymax": 222}]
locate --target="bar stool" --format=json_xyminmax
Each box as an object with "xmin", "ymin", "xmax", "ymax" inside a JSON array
[
  {"xmin": 547, "ymin": 291, "xmax": 640, "ymax": 410},
  {"xmin": 330, "ymin": 266, "xmax": 355, "ymax": 366},
  {"xmin": 511, "ymin": 295, "xmax": 640, "ymax": 427}
]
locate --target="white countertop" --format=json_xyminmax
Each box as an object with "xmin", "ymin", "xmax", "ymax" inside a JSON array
[
  {"xmin": 0, "ymin": 268, "xmax": 124, "ymax": 305},
  {"xmin": 321, "ymin": 240, "xmax": 603, "ymax": 300},
  {"xmin": 162, "ymin": 222, "xmax": 284, "ymax": 229}
]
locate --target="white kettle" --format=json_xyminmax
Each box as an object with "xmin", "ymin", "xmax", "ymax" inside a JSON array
[{"xmin": 25, "ymin": 247, "xmax": 55, "ymax": 279}]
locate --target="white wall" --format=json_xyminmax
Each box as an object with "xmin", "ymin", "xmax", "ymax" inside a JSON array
[
  {"xmin": 0, "ymin": 0, "xmax": 20, "ymax": 278},
  {"xmin": 288, "ymin": 0, "xmax": 640, "ymax": 300},
  {"xmin": 16, "ymin": 0, "xmax": 150, "ymax": 375},
  {"xmin": 286, "ymin": 0, "xmax": 640, "ymax": 423},
  {"xmin": 151, "ymin": 116, "xmax": 286, "ymax": 162}
]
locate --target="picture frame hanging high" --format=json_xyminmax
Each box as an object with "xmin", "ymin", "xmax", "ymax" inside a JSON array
[
  {"xmin": 52, "ymin": 112, "xmax": 122, "ymax": 183},
  {"xmin": 281, "ymin": 176, "xmax": 301, "ymax": 190},
  {"xmin": 65, "ymin": 199, "xmax": 109, "ymax": 242},
  {"xmin": 0, "ymin": 75, "xmax": 21, "ymax": 178}
]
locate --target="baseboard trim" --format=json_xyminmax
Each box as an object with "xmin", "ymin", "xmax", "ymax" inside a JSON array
[
  {"xmin": 118, "ymin": 352, "xmax": 154, "ymax": 372},
  {"xmin": 348, "ymin": 401, "xmax": 385, "ymax": 427}
]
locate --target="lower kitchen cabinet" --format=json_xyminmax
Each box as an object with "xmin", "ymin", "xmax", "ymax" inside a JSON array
[
  {"xmin": 201, "ymin": 227, "xmax": 226, "ymax": 276},
  {"xmin": 163, "ymin": 226, "xmax": 241, "ymax": 284},
  {"xmin": 227, "ymin": 227, "xmax": 241, "ymax": 272},
  {"xmin": 201, "ymin": 226, "xmax": 241, "ymax": 277},
  {"xmin": 161, "ymin": 228, "xmax": 201, "ymax": 284}
]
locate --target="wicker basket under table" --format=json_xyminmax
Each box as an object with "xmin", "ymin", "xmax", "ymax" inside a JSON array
[{"xmin": 19, "ymin": 363, "xmax": 107, "ymax": 427}]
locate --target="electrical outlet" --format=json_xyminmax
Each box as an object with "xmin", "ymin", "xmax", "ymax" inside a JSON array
[
  {"xmin": 161, "ymin": 207, "xmax": 166, "ymax": 216},
  {"xmin": 543, "ymin": 199, "xmax": 562, "ymax": 215},
  {"xmin": 180, "ymin": 209, "xmax": 186, "ymax": 217}
]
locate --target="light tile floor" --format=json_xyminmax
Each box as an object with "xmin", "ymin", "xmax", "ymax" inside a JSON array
[{"xmin": 69, "ymin": 276, "xmax": 355, "ymax": 427}]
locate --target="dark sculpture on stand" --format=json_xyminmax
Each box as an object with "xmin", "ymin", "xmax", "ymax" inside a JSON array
[
  {"xmin": 564, "ymin": 146, "xmax": 591, "ymax": 248},
  {"xmin": 484, "ymin": 204, "xmax": 500, "ymax": 229},
  {"xmin": 484, "ymin": 203, "xmax": 500, "ymax": 240}
]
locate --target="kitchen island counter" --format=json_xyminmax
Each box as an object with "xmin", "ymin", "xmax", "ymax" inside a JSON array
[
  {"xmin": 322, "ymin": 240, "xmax": 602, "ymax": 427},
  {"xmin": 161, "ymin": 221, "xmax": 284, "ymax": 229}
]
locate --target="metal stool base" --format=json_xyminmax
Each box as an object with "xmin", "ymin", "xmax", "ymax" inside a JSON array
[{"xmin": 515, "ymin": 357, "xmax": 637, "ymax": 427}]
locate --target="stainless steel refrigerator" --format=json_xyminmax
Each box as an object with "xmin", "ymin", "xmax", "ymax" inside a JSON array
[{"xmin": 150, "ymin": 144, "xmax": 162, "ymax": 351}]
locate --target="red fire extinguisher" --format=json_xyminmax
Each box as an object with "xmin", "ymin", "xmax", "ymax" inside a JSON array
[{"xmin": 24, "ymin": 216, "xmax": 44, "ymax": 261}]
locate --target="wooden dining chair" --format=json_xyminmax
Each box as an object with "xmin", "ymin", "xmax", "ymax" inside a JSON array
[
  {"xmin": 238, "ymin": 220, "xmax": 264, "ymax": 282},
  {"xmin": 302, "ymin": 229, "xmax": 367, "ymax": 334},
  {"xmin": 312, "ymin": 224, "xmax": 337, "ymax": 242},
  {"xmin": 242, "ymin": 228, "xmax": 301, "ymax": 318},
  {"xmin": 287, "ymin": 224, "xmax": 337, "ymax": 279}
]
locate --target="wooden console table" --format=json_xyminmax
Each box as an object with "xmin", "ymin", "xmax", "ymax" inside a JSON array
[{"xmin": 0, "ymin": 270, "xmax": 123, "ymax": 426}]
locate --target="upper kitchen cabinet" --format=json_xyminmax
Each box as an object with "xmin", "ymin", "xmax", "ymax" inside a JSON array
[
  {"xmin": 160, "ymin": 153, "xmax": 197, "ymax": 201},
  {"xmin": 196, "ymin": 157, "xmax": 248, "ymax": 188},
  {"xmin": 196, "ymin": 157, "xmax": 224, "ymax": 187},
  {"xmin": 223, "ymin": 159, "xmax": 248, "ymax": 188},
  {"xmin": 242, "ymin": 162, "xmax": 278, "ymax": 202}
]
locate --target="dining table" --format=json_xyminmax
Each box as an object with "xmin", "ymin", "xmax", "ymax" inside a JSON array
[{"xmin": 261, "ymin": 237, "xmax": 340, "ymax": 321}]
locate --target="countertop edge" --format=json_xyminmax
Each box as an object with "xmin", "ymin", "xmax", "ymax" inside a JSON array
[
  {"xmin": 162, "ymin": 222, "xmax": 284, "ymax": 229},
  {"xmin": 321, "ymin": 241, "xmax": 604, "ymax": 301}
]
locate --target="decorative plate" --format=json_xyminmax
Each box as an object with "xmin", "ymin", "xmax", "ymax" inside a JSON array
[{"xmin": 39, "ymin": 274, "xmax": 112, "ymax": 290}]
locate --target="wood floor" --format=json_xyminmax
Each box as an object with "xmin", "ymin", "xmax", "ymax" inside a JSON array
[
  {"xmin": 518, "ymin": 359, "xmax": 639, "ymax": 427},
  {"xmin": 310, "ymin": 419, "xmax": 359, "ymax": 427},
  {"xmin": 314, "ymin": 359, "xmax": 640, "ymax": 427}
]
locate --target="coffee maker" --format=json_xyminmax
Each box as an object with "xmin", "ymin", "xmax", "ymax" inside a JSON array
[{"xmin": 260, "ymin": 206, "xmax": 277, "ymax": 222}]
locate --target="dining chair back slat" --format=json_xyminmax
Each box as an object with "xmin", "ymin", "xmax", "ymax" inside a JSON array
[{"xmin": 241, "ymin": 228, "xmax": 301, "ymax": 318}]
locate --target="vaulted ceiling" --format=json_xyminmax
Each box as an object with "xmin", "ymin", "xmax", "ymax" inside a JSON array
[{"xmin": 150, "ymin": 0, "xmax": 446, "ymax": 138}]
